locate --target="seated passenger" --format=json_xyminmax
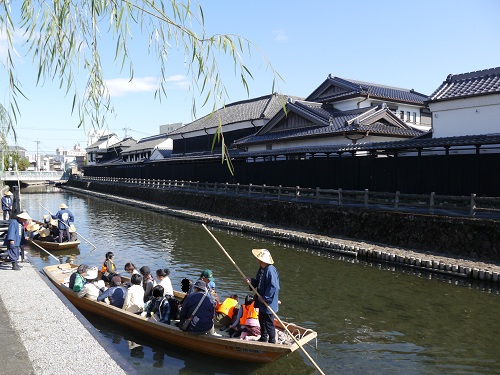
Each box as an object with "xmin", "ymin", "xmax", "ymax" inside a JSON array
[
  {"xmin": 144, "ymin": 285, "xmax": 171, "ymax": 324},
  {"xmin": 37, "ymin": 228, "xmax": 56, "ymax": 242},
  {"xmin": 101, "ymin": 251, "xmax": 118, "ymax": 283},
  {"xmin": 140, "ymin": 266, "xmax": 156, "ymax": 302},
  {"xmin": 179, "ymin": 280, "xmax": 217, "ymax": 335},
  {"xmin": 189, "ymin": 269, "xmax": 220, "ymax": 305},
  {"xmin": 237, "ymin": 295, "xmax": 260, "ymax": 340},
  {"xmin": 156, "ymin": 268, "xmax": 174, "ymax": 297},
  {"xmin": 215, "ymin": 294, "xmax": 239, "ymax": 328},
  {"xmin": 69, "ymin": 264, "xmax": 89, "ymax": 292},
  {"xmin": 77, "ymin": 267, "xmax": 104, "ymax": 300},
  {"xmin": 123, "ymin": 274, "xmax": 144, "ymax": 313},
  {"xmin": 97, "ymin": 276, "xmax": 127, "ymax": 308}
]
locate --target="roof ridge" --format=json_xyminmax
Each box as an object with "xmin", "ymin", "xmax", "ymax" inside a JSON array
[{"xmin": 447, "ymin": 67, "xmax": 500, "ymax": 82}]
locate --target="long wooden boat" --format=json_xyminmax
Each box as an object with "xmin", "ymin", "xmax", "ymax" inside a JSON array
[
  {"xmin": 28, "ymin": 238, "xmax": 80, "ymax": 250},
  {"xmin": 43, "ymin": 263, "xmax": 318, "ymax": 363}
]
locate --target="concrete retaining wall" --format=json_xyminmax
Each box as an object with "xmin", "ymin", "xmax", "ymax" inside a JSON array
[{"xmin": 68, "ymin": 179, "xmax": 500, "ymax": 263}]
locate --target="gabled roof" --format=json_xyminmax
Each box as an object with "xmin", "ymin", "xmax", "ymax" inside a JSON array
[
  {"xmin": 121, "ymin": 134, "xmax": 170, "ymax": 155},
  {"xmin": 168, "ymin": 93, "xmax": 300, "ymax": 136},
  {"xmin": 104, "ymin": 137, "xmax": 137, "ymax": 151},
  {"xmin": 86, "ymin": 133, "xmax": 119, "ymax": 149},
  {"xmin": 306, "ymin": 75, "xmax": 428, "ymax": 105},
  {"xmin": 234, "ymin": 101, "xmax": 422, "ymax": 146},
  {"xmin": 427, "ymin": 67, "xmax": 500, "ymax": 103}
]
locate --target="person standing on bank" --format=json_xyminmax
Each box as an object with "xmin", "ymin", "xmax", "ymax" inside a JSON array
[
  {"xmin": 246, "ymin": 248, "xmax": 280, "ymax": 344},
  {"xmin": 3, "ymin": 212, "xmax": 31, "ymax": 270},
  {"xmin": 51, "ymin": 203, "xmax": 74, "ymax": 243},
  {"xmin": 1, "ymin": 190, "xmax": 13, "ymax": 220}
]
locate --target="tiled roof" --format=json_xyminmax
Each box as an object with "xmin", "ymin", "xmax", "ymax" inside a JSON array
[
  {"xmin": 87, "ymin": 133, "xmax": 118, "ymax": 149},
  {"xmin": 121, "ymin": 134, "xmax": 170, "ymax": 155},
  {"xmin": 238, "ymin": 133, "xmax": 500, "ymax": 158},
  {"xmin": 235, "ymin": 101, "xmax": 422, "ymax": 145},
  {"xmin": 104, "ymin": 137, "xmax": 136, "ymax": 151},
  {"xmin": 167, "ymin": 94, "xmax": 300, "ymax": 136},
  {"xmin": 307, "ymin": 75, "xmax": 428, "ymax": 105},
  {"xmin": 428, "ymin": 67, "xmax": 500, "ymax": 102}
]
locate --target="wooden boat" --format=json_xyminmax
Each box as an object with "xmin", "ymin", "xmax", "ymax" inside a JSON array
[
  {"xmin": 43, "ymin": 263, "xmax": 318, "ymax": 363},
  {"xmin": 28, "ymin": 238, "xmax": 80, "ymax": 250}
]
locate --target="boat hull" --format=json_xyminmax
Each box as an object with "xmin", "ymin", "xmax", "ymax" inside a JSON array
[
  {"xmin": 29, "ymin": 239, "xmax": 80, "ymax": 250},
  {"xmin": 43, "ymin": 263, "xmax": 317, "ymax": 363}
]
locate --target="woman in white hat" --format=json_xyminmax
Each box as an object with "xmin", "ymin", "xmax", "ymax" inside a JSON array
[
  {"xmin": 246, "ymin": 248, "xmax": 280, "ymax": 344},
  {"xmin": 3, "ymin": 211, "xmax": 31, "ymax": 270},
  {"xmin": 1, "ymin": 190, "xmax": 13, "ymax": 220},
  {"xmin": 51, "ymin": 203, "xmax": 75, "ymax": 243},
  {"xmin": 77, "ymin": 267, "xmax": 104, "ymax": 300}
]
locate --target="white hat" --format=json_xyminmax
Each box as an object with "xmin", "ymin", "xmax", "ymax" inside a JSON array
[
  {"xmin": 59, "ymin": 203, "xmax": 68, "ymax": 209},
  {"xmin": 4, "ymin": 191, "xmax": 13, "ymax": 196},
  {"xmin": 252, "ymin": 248, "xmax": 274, "ymax": 265},
  {"xmin": 85, "ymin": 267, "xmax": 98, "ymax": 280},
  {"xmin": 16, "ymin": 212, "xmax": 31, "ymax": 220}
]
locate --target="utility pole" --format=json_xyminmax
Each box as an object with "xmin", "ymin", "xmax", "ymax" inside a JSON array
[
  {"xmin": 34, "ymin": 140, "xmax": 40, "ymax": 171},
  {"xmin": 123, "ymin": 127, "xmax": 131, "ymax": 138}
]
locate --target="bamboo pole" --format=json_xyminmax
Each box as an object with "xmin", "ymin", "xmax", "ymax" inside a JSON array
[{"xmin": 202, "ymin": 223, "xmax": 325, "ymax": 375}]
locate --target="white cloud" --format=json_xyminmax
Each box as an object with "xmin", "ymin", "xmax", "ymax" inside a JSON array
[
  {"xmin": 165, "ymin": 74, "xmax": 191, "ymax": 91},
  {"xmin": 273, "ymin": 30, "xmax": 288, "ymax": 43},
  {"xmin": 105, "ymin": 76, "xmax": 158, "ymax": 97},
  {"xmin": 105, "ymin": 74, "xmax": 190, "ymax": 97}
]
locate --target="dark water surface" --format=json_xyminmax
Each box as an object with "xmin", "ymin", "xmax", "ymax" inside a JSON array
[{"xmin": 22, "ymin": 186, "xmax": 500, "ymax": 374}]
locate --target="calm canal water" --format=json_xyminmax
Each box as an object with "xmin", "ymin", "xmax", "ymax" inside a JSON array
[{"xmin": 22, "ymin": 186, "xmax": 500, "ymax": 375}]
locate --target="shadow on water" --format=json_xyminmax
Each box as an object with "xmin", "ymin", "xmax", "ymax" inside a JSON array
[{"xmin": 83, "ymin": 311, "xmax": 315, "ymax": 375}]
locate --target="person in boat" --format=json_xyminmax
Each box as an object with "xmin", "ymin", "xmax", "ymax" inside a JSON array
[
  {"xmin": 97, "ymin": 275, "xmax": 127, "ymax": 308},
  {"xmin": 246, "ymin": 248, "xmax": 280, "ymax": 344},
  {"xmin": 3, "ymin": 211, "xmax": 31, "ymax": 270},
  {"xmin": 123, "ymin": 273, "xmax": 144, "ymax": 313},
  {"xmin": 189, "ymin": 269, "xmax": 220, "ymax": 305},
  {"xmin": 144, "ymin": 285, "xmax": 171, "ymax": 324},
  {"xmin": 51, "ymin": 203, "xmax": 75, "ymax": 243},
  {"xmin": 77, "ymin": 267, "xmax": 105, "ymax": 300},
  {"xmin": 140, "ymin": 266, "xmax": 156, "ymax": 302},
  {"xmin": 26, "ymin": 223, "xmax": 41, "ymax": 239},
  {"xmin": 229, "ymin": 294, "xmax": 260, "ymax": 340},
  {"xmin": 69, "ymin": 264, "xmax": 89, "ymax": 291},
  {"xmin": 101, "ymin": 251, "xmax": 118, "ymax": 283},
  {"xmin": 179, "ymin": 279, "xmax": 218, "ymax": 336},
  {"xmin": 156, "ymin": 268, "xmax": 174, "ymax": 298},
  {"xmin": 68, "ymin": 224, "xmax": 78, "ymax": 242},
  {"xmin": 37, "ymin": 227, "xmax": 56, "ymax": 242},
  {"xmin": 1, "ymin": 190, "xmax": 13, "ymax": 220},
  {"xmin": 215, "ymin": 294, "xmax": 239, "ymax": 328},
  {"xmin": 124, "ymin": 262, "xmax": 140, "ymax": 277},
  {"xmin": 181, "ymin": 278, "xmax": 192, "ymax": 293}
]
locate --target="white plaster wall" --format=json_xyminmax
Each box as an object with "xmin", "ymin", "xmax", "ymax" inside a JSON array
[{"xmin": 429, "ymin": 95, "xmax": 500, "ymax": 138}]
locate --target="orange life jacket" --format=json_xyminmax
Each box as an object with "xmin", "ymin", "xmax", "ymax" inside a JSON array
[
  {"xmin": 239, "ymin": 302, "xmax": 258, "ymax": 325},
  {"xmin": 101, "ymin": 260, "xmax": 116, "ymax": 274},
  {"xmin": 216, "ymin": 298, "xmax": 238, "ymax": 318}
]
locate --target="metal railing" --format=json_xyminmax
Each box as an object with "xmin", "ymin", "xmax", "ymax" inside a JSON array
[
  {"xmin": 0, "ymin": 171, "xmax": 64, "ymax": 181},
  {"xmin": 75, "ymin": 176, "xmax": 499, "ymax": 218}
]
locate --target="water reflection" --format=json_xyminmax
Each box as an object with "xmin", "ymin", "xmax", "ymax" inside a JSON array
[{"xmin": 21, "ymin": 187, "xmax": 500, "ymax": 375}]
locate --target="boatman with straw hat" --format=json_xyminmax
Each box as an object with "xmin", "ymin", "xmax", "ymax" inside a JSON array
[
  {"xmin": 51, "ymin": 203, "xmax": 75, "ymax": 243},
  {"xmin": 246, "ymin": 248, "xmax": 280, "ymax": 344},
  {"xmin": 1, "ymin": 190, "xmax": 13, "ymax": 220},
  {"xmin": 3, "ymin": 211, "xmax": 31, "ymax": 270}
]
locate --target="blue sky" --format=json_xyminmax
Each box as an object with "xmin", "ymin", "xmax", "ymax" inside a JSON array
[{"xmin": 1, "ymin": 0, "xmax": 500, "ymax": 155}]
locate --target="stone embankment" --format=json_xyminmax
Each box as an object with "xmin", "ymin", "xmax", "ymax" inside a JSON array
[{"xmin": 65, "ymin": 180, "xmax": 500, "ymax": 285}]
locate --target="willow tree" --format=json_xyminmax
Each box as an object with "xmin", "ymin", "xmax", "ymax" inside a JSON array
[{"xmin": 0, "ymin": 1, "xmax": 281, "ymax": 170}]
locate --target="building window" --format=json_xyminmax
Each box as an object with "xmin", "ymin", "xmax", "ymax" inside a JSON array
[
  {"xmin": 413, "ymin": 112, "xmax": 417, "ymax": 123},
  {"xmin": 400, "ymin": 111, "xmax": 404, "ymax": 120},
  {"xmin": 406, "ymin": 111, "xmax": 410, "ymax": 122}
]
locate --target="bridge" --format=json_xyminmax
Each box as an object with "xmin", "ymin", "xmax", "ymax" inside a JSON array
[{"xmin": 0, "ymin": 171, "xmax": 66, "ymax": 184}]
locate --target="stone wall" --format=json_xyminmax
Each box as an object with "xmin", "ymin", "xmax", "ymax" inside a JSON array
[{"xmin": 68, "ymin": 179, "xmax": 500, "ymax": 262}]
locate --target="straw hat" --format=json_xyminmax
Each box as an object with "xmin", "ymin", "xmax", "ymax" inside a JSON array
[
  {"xmin": 39, "ymin": 228, "xmax": 50, "ymax": 237},
  {"xmin": 4, "ymin": 191, "xmax": 12, "ymax": 196},
  {"xmin": 49, "ymin": 219, "xmax": 58, "ymax": 226},
  {"xmin": 26, "ymin": 223, "xmax": 40, "ymax": 231},
  {"xmin": 252, "ymin": 248, "xmax": 274, "ymax": 265},
  {"xmin": 59, "ymin": 203, "xmax": 68, "ymax": 209},
  {"xmin": 16, "ymin": 212, "xmax": 31, "ymax": 221}
]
